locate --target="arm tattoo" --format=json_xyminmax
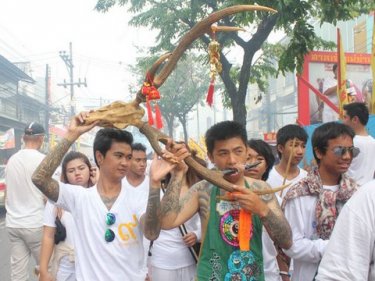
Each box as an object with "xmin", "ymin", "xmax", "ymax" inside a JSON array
[
  {"xmin": 160, "ymin": 173, "xmax": 184, "ymax": 217},
  {"xmin": 252, "ymin": 180, "xmax": 292, "ymax": 249},
  {"xmin": 32, "ymin": 138, "xmax": 74, "ymax": 202},
  {"xmin": 261, "ymin": 201, "xmax": 293, "ymax": 249},
  {"xmin": 196, "ymin": 181, "xmax": 210, "ymax": 222},
  {"xmin": 143, "ymin": 188, "xmax": 161, "ymax": 241},
  {"xmin": 251, "ymin": 180, "xmax": 273, "ymax": 202}
]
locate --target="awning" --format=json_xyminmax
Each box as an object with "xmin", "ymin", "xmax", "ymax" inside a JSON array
[{"xmin": 0, "ymin": 55, "xmax": 34, "ymax": 83}]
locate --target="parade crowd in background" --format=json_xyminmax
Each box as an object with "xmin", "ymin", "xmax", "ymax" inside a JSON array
[{"xmin": 3, "ymin": 100, "xmax": 375, "ymax": 281}]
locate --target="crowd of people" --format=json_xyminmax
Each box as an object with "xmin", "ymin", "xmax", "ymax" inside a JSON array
[{"xmin": 3, "ymin": 101, "xmax": 375, "ymax": 281}]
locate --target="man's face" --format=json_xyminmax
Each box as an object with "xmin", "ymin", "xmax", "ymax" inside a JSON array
[
  {"xmin": 208, "ymin": 137, "xmax": 247, "ymax": 184},
  {"xmin": 278, "ymin": 138, "xmax": 306, "ymax": 166},
  {"xmin": 315, "ymin": 134, "xmax": 354, "ymax": 177},
  {"xmin": 96, "ymin": 141, "xmax": 132, "ymax": 181},
  {"xmin": 130, "ymin": 150, "xmax": 147, "ymax": 177}
]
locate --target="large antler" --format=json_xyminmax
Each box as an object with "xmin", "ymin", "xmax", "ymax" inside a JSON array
[
  {"xmin": 85, "ymin": 5, "xmax": 279, "ymax": 194},
  {"xmin": 151, "ymin": 5, "xmax": 277, "ymax": 89}
]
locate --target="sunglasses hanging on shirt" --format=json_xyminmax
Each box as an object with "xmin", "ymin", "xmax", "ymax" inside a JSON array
[{"xmin": 105, "ymin": 212, "xmax": 116, "ymax": 242}]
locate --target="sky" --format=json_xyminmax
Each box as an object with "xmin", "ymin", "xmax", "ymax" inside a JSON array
[
  {"xmin": 0, "ymin": 0, "xmax": 287, "ymax": 131},
  {"xmin": 0, "ymin": 0, "xmax": 155, "ymax": 110}
]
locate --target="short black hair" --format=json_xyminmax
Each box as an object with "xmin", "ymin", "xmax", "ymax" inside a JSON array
[
  {"xmin": 276, "ymin": 124, "xmax": 308, "ymax": 159},
  {"xmin": 93, "ymin": 128, "xmax": 133, "ymax": 167},
  {"xmin": 343, "ymin": 102, "xmax": 369, "ymax": 126},
  {"xmin": 132, "ymin": 142, "xmax": 146, "ymax": 152},
  {"xmin": 247, "ymin": 139, "xmax": 275, "ymax": 181},
  {"xmin": 205, "ymin": 121, "xmax": 247, "ymax": 155},
  {"xmin": 312, "ymin": 122, "xmax": 355, "ymax": 164}
]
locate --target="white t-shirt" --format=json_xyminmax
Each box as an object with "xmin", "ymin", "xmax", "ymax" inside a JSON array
[
  {"xmin": 123, "ymin": 176, "xmax": 150, "ymax": 276},
  {"xmin": 267, "ymin": 167, "xmax": 308, "ymax": 200},
  {"xmin": 263, "ymin": 167, "xmax": 308, "ymax": 281},
  {"xmin": 347, "ymin": 135, "xmax": 375, "ymax": 186},
  {"xmin": 123, "ymin": 176, "xmax": 150, "ymax": 197},
  {"xmin": 5, "ymin": 149, "xmax": 45, "ymax": 228},
  {"xmin": 150, "ymin": 211, "xmax": 201, "ymax": 270},
  {"xmin": 322, "ymin": 77, "xmax": 339, "ymax": 123},
  {"xmin": 283, "ymin": 185, "xmax": 340, "ymax": 281},
  {"xmin": 56, "ymin": 182, "xmax": 147, "ymax": 281},
  {"xmin": 316, "ymin": 180, "xmax": 375, "ymax": 281},
  {"xmin": 44, "ymin": 201, "xmax": 76, "ymax": 247}
]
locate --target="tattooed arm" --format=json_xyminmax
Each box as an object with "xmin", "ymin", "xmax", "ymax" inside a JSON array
[
  {"xmin": 160, "ymin": 172, "xmax": 200, "ymax": 230},
  {"xmin": 141, "ymin": 187, "xmax": 162, "ymax": 241},
  {"xmin": 32, "ymin": 112, "xmax": 97, "ymax": 202},
  {"xmin": 261, "ymin": 194, "xmax": 293, "ymax": 249},
  {"xmin": 232, "ymin": 180, "xmax": 292, "ymax": 249},
  {"xmin": 141, "ymin": 152, "xmax": 182, "ymax": 240}
]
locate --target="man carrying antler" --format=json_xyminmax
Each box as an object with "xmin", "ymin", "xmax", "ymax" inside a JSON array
[
  {"xmin": 158, "ymin": 120, "xmax": 292, "ymax": 280},
  {"xmin": 31, "ymin": 112, "xmax": 185, "ymax": 281}
]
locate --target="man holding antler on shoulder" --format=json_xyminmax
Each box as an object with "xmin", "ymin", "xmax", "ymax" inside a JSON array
[
  {"xmin": 157, "ymin": 120, "xmax": 292, "ymax": 281},
  {"xmin": 31, "ymin": 112, "xmax": 188, "ymax": 281}
]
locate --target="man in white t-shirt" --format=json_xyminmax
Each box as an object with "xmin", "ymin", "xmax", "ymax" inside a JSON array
[
  {"xmin": 343, "ymin": 102, "xmax": 375, "ymax": 186},
  {"xmin": 5, "ymin": 122, "xmax": 46, "ymax": 281},
  {"xmin": 281, "ymin": 122, "xmax": 359, "ymax": 281},
  {"xmin": 322, "ymin": 64, "xmax": 339, "ymax": 123},
  {"xmin": 124, "ymin": 143, "xmax": 149, "ymax": 196},
  {"xmin": 316, "ymin": 179, "xmax": 375, "ymax": 281},
  {"xmin": 268, "ymin": 124, "xmax": 309, "ymax": 199},
  {"xmin": 31, "ymin": 112, "xmax": 177, "ymax": 281},
  {"xmin": 264, "ymin": 124, "xmax": 308, "ymax": 281},
  {"xmin": 123, "ymin": 142, "xmax": 150, "ymax": 279}
]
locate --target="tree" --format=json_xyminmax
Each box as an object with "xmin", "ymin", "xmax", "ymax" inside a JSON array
[
  {"xmin": 161, "ymin": 57, "xmax": 208, "ymax": 142},
  {"xmin": 96, "ymin": 0, "xmax": 374, "ymax": 126},
  {"xmin": 130, "ymin": 52, "xmax": 207, "ymax": 141}
]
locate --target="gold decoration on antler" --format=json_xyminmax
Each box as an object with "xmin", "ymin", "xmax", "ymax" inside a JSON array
[
  {"xmin": 206, "ymin": 25, "xmax": 246, "ymax": 106},
  {"xmin": 85, "ymin": 5, "xmax": 278, "ymax": 193}
]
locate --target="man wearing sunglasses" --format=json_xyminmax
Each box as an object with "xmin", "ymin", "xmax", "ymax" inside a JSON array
[
  {"xmin": 31, "ymin": 112, "xmax": 167, "ymax": 281},
  {"xmin": 280, "ymin": 122, "xmax": 359, "ymax": 281},
  {"xmin": 343, "ymin": 102, "xmax": 375, "ymax": 186}
]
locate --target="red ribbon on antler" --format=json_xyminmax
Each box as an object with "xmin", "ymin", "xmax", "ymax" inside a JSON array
[{"xmin": 141, "ymin": 73, "xmax": 163, "ymax": 128}]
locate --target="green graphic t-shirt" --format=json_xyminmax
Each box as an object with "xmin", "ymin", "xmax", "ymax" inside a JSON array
[{"xmin": 196, "ymin": 184, "xmax": 264, "ymax": 281}]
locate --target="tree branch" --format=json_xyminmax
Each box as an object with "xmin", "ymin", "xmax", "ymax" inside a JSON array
[{"xmin": 238, "ymin": 14, "xmax": 278, "ymax": 94}]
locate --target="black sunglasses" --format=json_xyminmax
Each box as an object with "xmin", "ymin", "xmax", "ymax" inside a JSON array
[
  {"xmin": 331, "ymin": 146, "xmax": 360, "ymax": 158},
  {"xmin": 105, "ymin": 213, "xmax": 116, "ymax": 242}
]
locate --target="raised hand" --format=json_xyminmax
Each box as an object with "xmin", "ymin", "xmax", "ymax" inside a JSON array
[
  {"xmin": 231, "ymin": 185, "xmax": 269, "ymax": 217},
  {"xmin": 66, "ymin": 111, "xmax": 99, "ymax": 141},
  {"xmin": 149, "ymin": 153, "xmax": 177, "ymax": 187},
  {"xmin": 164, "ymin": 139, "xmax": 190, "ymax": 173}
]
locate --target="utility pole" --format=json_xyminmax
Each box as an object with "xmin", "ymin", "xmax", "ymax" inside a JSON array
[
  {"xmin": 45, "ymin": 64, "xmax": 51, "ymax": 149},
  {"xmin": 57, "ymin": 42, "xmax": 87, "ymax": 150}
]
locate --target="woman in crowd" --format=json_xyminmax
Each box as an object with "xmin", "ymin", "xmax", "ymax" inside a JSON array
[
  {"xmin": 148, "ymin": 151, "xmax": 206, "ymax": 281},
  {"xmin": 39, "ymin": 151, "xmax": 98, "ymax": 281},
  {"xmin": 245, "ymin": 139, "xmax": 275, "ymax": 181}
]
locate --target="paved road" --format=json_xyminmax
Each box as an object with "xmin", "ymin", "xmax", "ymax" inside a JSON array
[{"xmin": 0, "ymin": 208, "xmax": 38, "ymax": 281}]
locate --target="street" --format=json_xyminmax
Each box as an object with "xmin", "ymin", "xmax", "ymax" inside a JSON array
[{"xmin": 0, "ymin": 208, "xmax": 38, "ymax": 281}]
